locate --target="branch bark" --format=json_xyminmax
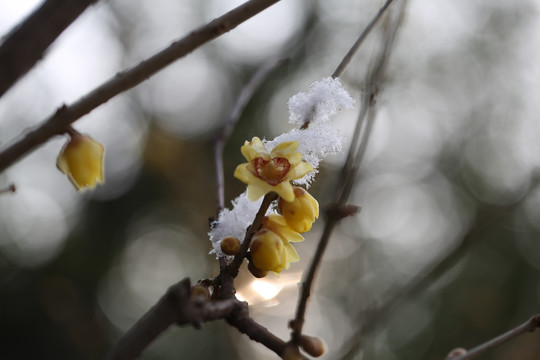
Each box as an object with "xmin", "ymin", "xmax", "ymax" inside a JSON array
[
  {"xmin": 0, "ymin": 0, "xmax": 98, "ymax": 98},
  {"xmin": 0, "ymin": 0, "xmax": 282, "ymax": 174}
]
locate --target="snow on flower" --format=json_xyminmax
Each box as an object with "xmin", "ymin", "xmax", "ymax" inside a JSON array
[{"xmin": 288, "ymin": 77, "xmax": 354, "ymax": 125}]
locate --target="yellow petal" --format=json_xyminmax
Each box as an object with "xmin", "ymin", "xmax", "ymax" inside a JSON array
[
  {"xmin": 270, "ymin": 141, "xmax": 298, "ymax": 157},
  {"xmin": 286, "ymin": 161, "xmax": 314, "ymax": 181}
]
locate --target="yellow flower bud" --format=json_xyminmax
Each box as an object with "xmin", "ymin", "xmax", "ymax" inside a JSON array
[
  {"xmin": 278, "ymin": 187, "xmax": 319, "ymax": 233},
  {"xmin": 57, "ymin": 132, "xmax": 104, "ymax": 191},
  {"xmin": 250, "ymin": 229, "xmax": 287, "ymax": 273},
  {"xmin": 220, "ymin": 236, "xmax": 241, "ymax": 255},
  {"xmin": 300, "ymin": 335, "xmax": 327, "ymax": 357}
]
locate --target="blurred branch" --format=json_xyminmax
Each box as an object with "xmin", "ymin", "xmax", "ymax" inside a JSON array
[
  {"xmin": 213, "ymin": 55, "xmax": 286, "ymax": 212},
  {"xmin": 332, "ymin": 0, "xmax": 396, "ymax": 78},
  {"xmin": 0, "ymin": 183, "xmax": 16, "ymax": 195},
  {"xmin": 291, "ymin": 1, "xmax": 406, "ymax": 346},
  {"xmin": 0, "ymin": 0, "xmax": 283, "ymax": 174},
  {"xmin": 0, "ymin": 0, "xmax": 98, "ymax": 98},
  {"xmin": 447, "ymin": 314, "xmax": 540, "ymax": 360},
  {"xmin": 338, "ymin": 176, "xmax": 540, "ymax": 359}
]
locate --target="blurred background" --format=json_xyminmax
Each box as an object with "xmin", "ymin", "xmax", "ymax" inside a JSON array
[{"xmin": 1, "ymin": 0, "xmax": 540, "ymax": 359}]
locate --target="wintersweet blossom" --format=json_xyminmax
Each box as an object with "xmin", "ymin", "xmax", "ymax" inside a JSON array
[
  {"xmin": 234, "ymin": 137, "xmax": 313, "ymax": 202},
  {"xmin": 57, "ymin": 133, "xmax": 104, "ymax": 191},
  {"xmin": 278, "ymin": 187, "xmax": 319, "ymax": 233}
]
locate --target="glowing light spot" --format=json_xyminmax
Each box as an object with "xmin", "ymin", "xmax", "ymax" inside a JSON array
[{"xmin": 250, "ymin": 280, "xmax": 283, "ymax": 300}]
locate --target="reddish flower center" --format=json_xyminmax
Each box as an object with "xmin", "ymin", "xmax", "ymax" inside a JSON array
[{"xmin": 251, "ymin": 157, "xmax": 291, "ymax": 186}]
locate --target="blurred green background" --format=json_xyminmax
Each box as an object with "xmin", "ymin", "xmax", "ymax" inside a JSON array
[{"xmin": 1, "ymin": 0, "xmax": 540, "ymax": 359}]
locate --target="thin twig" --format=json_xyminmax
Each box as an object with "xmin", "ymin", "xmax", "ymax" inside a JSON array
[
  {"xmin": 291, "ymin": 1, "xmax": 405, "ymax": 345},
  {"xmin": 0, "ymin": 0, "xmax": 283, "ymax": 174},
  {"xmin": 449, "ymin": 314, "xmax": 540, "ymax": 360},
  {"xmin": 0, "ymin": 0, "xmax": 99, "ymax": 98},
  {"xmin": 213, "ymin": 55, "xmax": 286, "ymax": 211},
  {"xmin": 332, "ymin": 0, "xmax": 396, "ymax": 78}
]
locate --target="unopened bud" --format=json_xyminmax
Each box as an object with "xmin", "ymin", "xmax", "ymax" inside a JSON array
[
  {"xmin": 221, "ymin": 236, "xmax": 241, "ymax": 255},
  {"xmin": 300, "ymin": 335, "xmax": 326, "ymax": 357},
  {"xmin": 248, "ymin": 259, "xmax": 268, "ymax": 278},
  {"xmin": 190, "ymin": 284, "xmax": 210, "ymax": 300}
]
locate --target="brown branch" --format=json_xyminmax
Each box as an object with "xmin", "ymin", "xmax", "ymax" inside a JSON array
[
  {"xmin": 0, "ymin": 0, "xmax": 283, "ymax": 174},
  {"xmin": 0, "ymin": 0, "xmax": 99, "ymax": 98},
  {"xmin": 226, "ymin": 302, "xmax": 290, "ymax": 358},
  {"xmin": 104, "ymin": 278, "xmax": 239, "ymax": 360},
  {"xmin": 103, "ymin": 277, "xmax": 291, "ymax": 360},
  {"xmin": 447, "ymin": 314, "xmax": 540, "ymax": 360},
  {"xmin": 290, "ymin": 2, "xmax": 405, "ymax": 346}
]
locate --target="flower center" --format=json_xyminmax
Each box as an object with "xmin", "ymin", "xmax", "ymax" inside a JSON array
[{"xmin": 251, "ymin": 157, "xmax": 291, "ymax": 186}]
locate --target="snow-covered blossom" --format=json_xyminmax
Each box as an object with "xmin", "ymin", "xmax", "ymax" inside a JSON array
[
  {"xmin": 209, "ymin": 77, "xmax": 354, "ymax": 259},
  {"xmin": 288, "ymin": 77, "xmax": 354, "ymax": 125}
]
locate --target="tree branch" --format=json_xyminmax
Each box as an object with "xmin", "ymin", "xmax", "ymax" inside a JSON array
[
  {"xmin": 447, "ymin": 314, "xmax": 540, "ymax": 360},
  {"xmin": 0, "ymin": 0, "xmax": 99, "ymax": 98},
  {"xmin": 0, "ymin": 0, "xmax": 283, "ymax": 174}
]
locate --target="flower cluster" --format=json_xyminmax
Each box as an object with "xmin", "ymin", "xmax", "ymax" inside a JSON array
[{"xmin": 209, "ymin": 77, "xmax": 353, "ymax": 277}]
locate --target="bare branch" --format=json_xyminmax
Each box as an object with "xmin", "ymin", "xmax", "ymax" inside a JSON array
[
  {"xmin": 448, "ymin": 314, "xmax": 540, "ymax": 360},
  {"xmin": 0, "ymin": 0, "xmax": 283, "ymax": 174},
  {"xmin": 103, "ymin": 277, "xmax": 290, "ymax": 360},
  {"xmin": 0, "ymin": 0, "xmax": 99, "ymax": 98}
]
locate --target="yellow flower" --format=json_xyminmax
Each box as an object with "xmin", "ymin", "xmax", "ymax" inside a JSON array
[
  {"xmin": 57, "ymin": 133, "xmax": 104, "ymax": 191},
  {"xmin": 234, "ymin": 137, "xmax": 313, "ymax": 202},
  {"xmin": 250, "ymin": 228, "xmax": 298, "ymax": 274},
  {"xmin": 278, "ymin": 187, "xmax": 319, "ymax": 233}
]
